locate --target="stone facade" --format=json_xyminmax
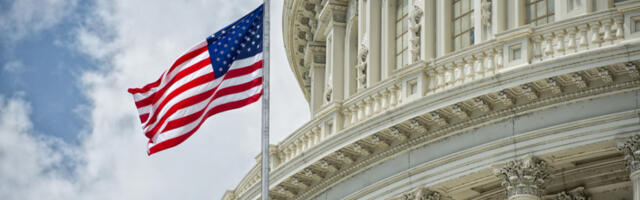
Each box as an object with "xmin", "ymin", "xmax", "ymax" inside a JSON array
[{"xmin": 223, "ymin": 0, "xmax": 640, "ymax": 199}]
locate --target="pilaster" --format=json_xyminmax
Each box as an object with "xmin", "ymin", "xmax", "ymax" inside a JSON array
[
  {"xmin": 381, "ymin": 0, "xmax": 395, "ymax": 80},
  {"xmin": 493, "ymin": 155, "xmax": 553, "ymax": 200},
  {"xmin": 307, "ymin": 42, "xmax": 327, "ymax": 115},
  {"xmin": 618, "ymin": 134, "xmax": 640, "ymax": 200},
  {"xmin": 320, "ymin": 1, "xmax": 347, "ymax": 104},
  {"xmin": 364, "ymin": 0, "xmax": 382, "ymax": 87}
]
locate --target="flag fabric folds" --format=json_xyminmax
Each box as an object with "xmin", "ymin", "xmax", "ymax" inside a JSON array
[{"xmin": 128, "ymin": 5, "xmax": 264, "ymax": 155}]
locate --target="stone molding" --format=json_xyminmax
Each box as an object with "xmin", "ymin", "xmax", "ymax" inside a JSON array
[
  {"xmin": 493, "ymin": 155, "xmax": 552, "ymax": 198},
  {"xmin": 542, "ymin": 187, "xmax": 589, "ymax": 200}
]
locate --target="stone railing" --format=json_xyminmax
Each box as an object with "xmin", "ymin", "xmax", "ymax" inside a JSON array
[
  {"xmin": 341, "ymin": 79, "xmax": 403, "ymax": 128},
  {"xmin": 229, "ymin": 9, "xmax": 631, "ymax": 199},
  {"xmin": 529, "ymin": 10, "xmax": 624, "ymax": 63},
  {"xmin": 427, "ymin": 42, "xmax": 504, "ymax": 95}
]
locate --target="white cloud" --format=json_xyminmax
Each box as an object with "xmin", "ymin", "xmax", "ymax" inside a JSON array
[
  {"xmin": 0, "ymin": 0, "xmax": 78, "ymax": 42},
  {"xmin": 1, "ymin": 1, "xmax": 310, "ymax": 200},
  {"xmin": 0, "ymin": 95, "xmax": 78, "ymax": 200},
  {"xmin": 3, "ymin": 60, "xmax": 25, "ymax": 74}
]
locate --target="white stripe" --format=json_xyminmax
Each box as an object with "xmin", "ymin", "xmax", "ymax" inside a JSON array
[
  {"xmin": 137, "ymin": 105, "xmax": 152, "ymax": 115},
  {"xmin": 148, "ymin": 63, "xmax": 262, "ymax": 138},
  {"xmin": 141, "ymin": 62, "xmax": 214, "ymax": 121},
  {"xmin": 131, "ymin": 46, "xmax": 210, "ymax": 101},
  {"xmin": 142, "ymin": 71, "xmax": 220, "ymax": 129},
  {"xmin": 142, "ymin": 54, "xmax": 263, "ymax": 134},
  {"xmin": 149, "ymin": 84, "xmax": 262, "ymax": 147}
]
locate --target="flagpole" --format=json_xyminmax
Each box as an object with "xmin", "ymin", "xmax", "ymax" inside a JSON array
[{"xmin": 261, "ymin": 0, "xmax": 271, "ymax": 200}]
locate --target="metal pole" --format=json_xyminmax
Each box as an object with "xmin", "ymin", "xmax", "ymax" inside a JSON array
[{"xmin": 261, "ymin": 1, "xmax": 270, "ymax": 200}]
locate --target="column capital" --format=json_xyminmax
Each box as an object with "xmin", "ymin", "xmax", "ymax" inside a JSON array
[
  {"xmin": 400, "ymin": 187, "xmax": 442, "ymax": 200},
  {"xmin": 493, "ymin": 155, "xmax": 552, "ymax": 199},
  {"xmin": 618, "ymin": 134, "xmax": 640, "ymax": 173}
]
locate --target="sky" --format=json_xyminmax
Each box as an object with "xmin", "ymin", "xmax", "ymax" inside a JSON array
[{"xmin": 0, "ymin": 0, "xmax": 310, "ymax": 199}]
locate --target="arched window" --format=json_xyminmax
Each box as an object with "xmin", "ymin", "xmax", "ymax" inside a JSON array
[
  {"xmin": 526, "ymin": 0, "xmax": 554, "ymax": 26},
  {"xmin": 453, "ymin": 0, "xmax": 474, "ymax": 51},
  {"xmin": 395, "ymin": 0, "xmax": 409, "ymax": 69}
]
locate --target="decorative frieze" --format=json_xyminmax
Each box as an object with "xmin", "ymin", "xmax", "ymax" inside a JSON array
[
  {"xmin": 494, "ymin": 155, "xmax": 552, "ymax": 199},
  {"xmin": 497, "ymin": 91, "xmax": 515, "ymax": 106},
  {"xmin": 336, "ymin": 151, "xmax": 354, "ymax": 164},
  {"xmin": 571, "ymin": 74, "xmax": 587, "ymax": 89},
  {"xmin": 546, "ymin": 79, "xmax": 562, "ymax": 94},
  {"xmin": 409, "ymin": 119, "xmax": 427, "ymax": 134},
  {"xmin": 545, "ymin": 187, "xmax": 589, "ymax": 200},
  {"xmin": 352, "ymin": 143, "xmax": 372, "ymax": 156},
  {"xmin": 400, "ymin": 188, "xmax": 441, "ymax": 200},
  {"xmin": 320, "ymin": 159, "xmax": 338, "ymax": 172},
  {"xmin": 597, "ymin": 68, "xmax": 613, "ymax": 84},
  {"xmin": 451, "ymin": 104, "xmax": 469, "ymax": 119},
  {"xmin": 521, "ymin": 85, "xmax": 539, "ymax": 100},
  {"xmin": 473, "ymin": 98, "xmax": 491, "ymax": 112},
  {"xmin": 389, "ymin": 127, "xmax": 408, "ymax": 141},
  {"xmin": 427, "ymin": 112, "xmax": 448, "ymax": 127}
]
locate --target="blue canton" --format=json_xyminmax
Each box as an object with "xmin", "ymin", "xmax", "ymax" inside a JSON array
[{"xmin": 206, "ymin": 5, "xmax": 263, "ymax": 78}]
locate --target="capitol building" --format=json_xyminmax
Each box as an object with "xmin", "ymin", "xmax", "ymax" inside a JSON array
[{"xmin": 224, "ymin": 0, "xmax": 640, "ymax": 199}]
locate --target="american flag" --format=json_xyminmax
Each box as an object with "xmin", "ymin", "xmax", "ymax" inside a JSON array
[{"xmin": 128, "ymin": 5, "xmax": 264, "ymax": 155}]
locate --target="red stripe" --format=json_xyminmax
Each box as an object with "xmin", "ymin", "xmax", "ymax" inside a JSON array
[
  {"xmin": 128, "ymin": 74, "xmax": 164, "ymax": 94},
  {"xmin": 129, "ymin": 45, "xmax": 208, "ymax": 94},
  {"xmin": 158, "ymin": 77, "xmax": 263, "ymax": 134},
  {"xmin": 139, "ymin": 113, "xmax": 149, "ymax": 123},
  {"xmin": 147, "ymin": 91, "xmax": 262, "ymax": 155},
  {"xmin": 225, "ymin": 60, "xmax": 263, "ymax": 79},
  {"xmin": 143, "ymin": 61, "xmax": 263, "ymax": 135},
  {"xmin": 143, "ymin": 86, "xmax": 218, "ymax": 139},
  {"xmin": 142, "ymin": 72, "xmax": 217, "ymax": 135},
  {"xmin": 134, "ymin": 58, "xmax": 212, "ymax": 108}
]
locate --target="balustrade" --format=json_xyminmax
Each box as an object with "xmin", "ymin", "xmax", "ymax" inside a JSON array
[{"xmin": 230, "ymin": 9, "xmax": 630, "ymax": 199}]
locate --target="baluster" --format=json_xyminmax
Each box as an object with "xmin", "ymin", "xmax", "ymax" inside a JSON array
[
  {"xmin": 425, "ymin": 69, "xmax": 436, "ymax": 95},
  {"xmin": 531, "ymin": 35, "xmax": 543, "ymax": 61},
  {"xmin": 484, "ymin": 49, "xmax": 495, "ymax": 77},
  {"xmin": 615, "ymin": 16, "xmax": 624, "ymax": 40},
  {"xmin": 589, "ymin": 21, "xmax": 602, "ymax": 47},
  {"xmin": 364, "ymin": 96, "xmax": 373, "ymax": 117},
  {"xmin": 602, "ymin": 19, "xmax": 614, "ymax": 44},
  {"xmin": 463, "ymin": 56, "xmax": 473, "ymax": 83},
  {"xmin": 372, "ymin": 93, "xmax": 381, "ymax": 114},
  {"xmin": 454, "ymin": 59, "xmax": 464, "ymax": 86},
  {"xmin": 543, "ymin": 32, "xmax": 554, "ymax": 58},
  {"xmin": 444, "ymin": 63, "xmax": 454, "ymax": 89},
  {"xmin": 356, "ymin": 101, "xmax": 365, "ymax": 121},
  {"xmin": 494, "ymin": 48, "xmax": 503, "ymax": 71},
  {"xmin": 394, "ymin": 84, "xmax": 402, "ymax": 104},
  {"xmin": 342, "ymin": 109, "xmax": 351, "ymax": 127},
  {"xmin": 577, "ymin": 24, "xmax": 589, "ymax": 51},
  {"xmin": 349, "ymin": 105, "xmax": 357, "ymax": 125},
  {"xmin": 473, "ymin": 53, "xmax": 484, "ymax": 80},
  {"xmin": 566, "ymin": 27, "xmax": 577, "ymax": 53},
  {"xmin": 554, "ymin": 29, "xmax": 566, "ymax": 56},
  {"xmin": 435, "ymin": 66, "xmax": 445, "ymax": 92},
  {"xmin": 381, "ymin": 90, "xmax": 390, "ymax": 110},
  {"xmin": 300, "ymin": 136, "xmax": 307, "ymax": 152},
  {"xmin": 293, "ymin": 142, "xmax": 300, "ymax": 157},
  {"xmin": 313, "ymin": 126, "xmax": 322, "ymax": 143}
]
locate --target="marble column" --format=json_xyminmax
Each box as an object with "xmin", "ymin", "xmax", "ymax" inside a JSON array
[
  {"xmin": 494, "ymin": 155, "xmax": 552, "ymax": 200},
  {"xmin": 618, "ymin": 134, "xmax": 640, "ymax": 200}
]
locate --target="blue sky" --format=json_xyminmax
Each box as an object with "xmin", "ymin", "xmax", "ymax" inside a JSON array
[
  {"xmin": 0, "ymin": 1, "xmax": 309, "ymax": 199},
  {"xmin": 0, "ymin": 1, "xmax": 93, "ymax": 143}
]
